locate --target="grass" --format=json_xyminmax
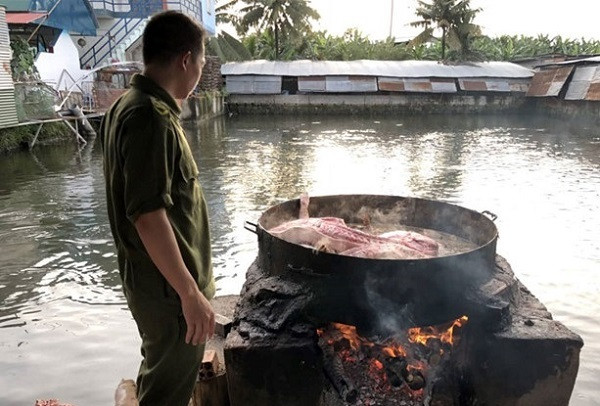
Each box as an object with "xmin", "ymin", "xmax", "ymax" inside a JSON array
[{"xmin": 0, "ymin": 122, "xmax": 78, "ymax": 154}]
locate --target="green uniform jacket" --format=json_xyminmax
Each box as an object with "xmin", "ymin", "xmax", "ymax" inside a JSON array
[{"xmin": 100, "ymin": 74, "xmax": 215, "ymax": 304}]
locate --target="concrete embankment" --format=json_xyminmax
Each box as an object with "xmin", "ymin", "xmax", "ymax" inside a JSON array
[
  {"xmin": 226, "ymin": 93, "xmax": 600, "ymax": 123},
  {"xmin": 226, "ymin": 93, "xmax": 530, "ymax": 115}
]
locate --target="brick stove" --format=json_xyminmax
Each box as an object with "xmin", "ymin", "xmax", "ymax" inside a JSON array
[{"xmin": 224, "ymin": 196, "xmax": 583, "ymax": 406}]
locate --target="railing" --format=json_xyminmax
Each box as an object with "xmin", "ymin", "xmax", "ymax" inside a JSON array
[
  {"xmin": 89, "ymin": 0, "xmax": 202, "ymax": 20},
  {"xmin": 80, "ymin": 16, "xmax": 148, "ymax": 68},
  {"xmin": 89, "ymin": 0, "xmax": 162, "ymax": 18},
  {"xmin": 56, "ymin": 70, "xmax": 96, "ymax": 111},
  {"xmin": 81, "ymin": 0, "xmax": 204, "ymax": 68}
]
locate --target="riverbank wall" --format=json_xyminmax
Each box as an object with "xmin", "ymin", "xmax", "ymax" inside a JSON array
[
  {"xmin": 226, "ymin": 93, "xmax": 600, "ymax": 122},
  {"xmin": 181, "ymin": 91, "xmax": 226, "ymax": 121},
  {"xmin": 226, "ymin": 93, "xmax": 529, "ymax": 115},
  {"xmin": 529, "ymin": 98, "xmax": 600, "ymax": 123}
]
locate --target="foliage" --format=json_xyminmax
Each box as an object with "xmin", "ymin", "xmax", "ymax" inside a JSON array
[
  {"xmin": 215, "ymin": 0, "xmax": 600, "ymax": 62},
  {"xmin": 232, "ymin": 28, "xmax": 600, "ymax": 63},
  {"xmin": 410, "ymin": 0, "xmax": 482, "ymax": 60},
  {"xmin": 10, "ymin": 38, "xmax": 39, "ymax": 81},
  {"xmin": 208, "ymin": 31, "xmax": 253, "ymax": 61},
  {"xmin": 241, "ymin": 29, "xmax": 412, "ymax": 61},
  {"xmin": 235, "ymin": 0, "xmax": 320, "ymax": 59},
  {"xmin": 0, "ymin": 122, "xmax": 69, "ymax": 153},
  {"xmin": 473, "ymin": 35, "xmax": 600, "ymax": 61},
  {"xmin": 216, "ymin": 0, "xmax": 241, "ymax": 25}
]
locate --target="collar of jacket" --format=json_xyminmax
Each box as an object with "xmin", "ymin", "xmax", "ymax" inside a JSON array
[{"xmin": 130, "ymin": 73, "xmax": 182, "ymax": 116}]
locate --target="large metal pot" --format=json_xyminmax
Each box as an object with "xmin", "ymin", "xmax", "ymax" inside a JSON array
[{"xmin": 246, "ymin": 195, "xmax": 499, "ymax": 329}]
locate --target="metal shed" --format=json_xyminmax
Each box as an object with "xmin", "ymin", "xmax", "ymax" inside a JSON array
[
  {"xmin": 565, "ymin": 65, "xmax": 600, "ymax": 101},
  {"xmin": 528, "ymin": 56, "xmax": 600, "ymax": 100},
  {"xmin": 378, "ymin": 77, "xmax": 457, "ymax": 93},
  {"xmin": 222, "ymin": 60, "xmax": 533, "ymax": 95},
  {"xmin": 527, "ymin": 66, "xmax": 573, "ymax": 97},
  {"xmin": 0, "ymin": 6, "xmax": 19, "ymax": 128},
  {"xmin": 226, "ymin": 75, "xmax": 282, "ymax": 94}
]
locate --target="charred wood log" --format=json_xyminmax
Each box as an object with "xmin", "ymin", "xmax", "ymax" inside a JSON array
[
  {"xmin": 320, "ymin": 338, "xmax": 358, "ymax": 403},
  {"xmin": 381, "ymin": 356, "xmax": 427, "ymax": 391},
  {"xmin": 405, "ymin": 369, "xmax": 426, "ymax": 391},
  {"xmin": 383, "ymin": 356, "xmax": 408, "ymax": 387}
]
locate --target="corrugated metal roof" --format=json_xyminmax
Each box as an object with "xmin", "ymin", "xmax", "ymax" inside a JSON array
[
  {"xmin": 5, "ymin": 12, "xmax": 46, "ymax": 24},
  {"xmin": 378, "ymin": 77, "xmax": 457, "ymax": 93},
  {"xmin": 458, "ymin": 78, "xmax": 528, "ymax": 92},
  {"xmin": 298, "ymin": 76, "xmax": 325, "ymax": 92},
  {"xmin": 222, "ymin": 60, "xmax": 534, "ymax": 79},
  {"xmin": 0, "ymin": 6, "xmax": 14, "ymax": 91},
  {"xmin": 565, "ymin": 65, "xmax": 600, "ymax": 101},
  {"xmin": 537, "ymin": 55, "xmax": 600, "ymax": 68},
  {"xmin": 526, "ymin": 66, "xmax": 573, "ymax": 97},
  {"xmin": 226, "ymin": 75, "xmax": 282, "ymax": 94},
  {"xmin": 0, "ymin": 7, "xmax": 19, "ymax": 127},
  {"xmin": 326, "ymin": 76, "xmax": 377, "ymax": 92}
]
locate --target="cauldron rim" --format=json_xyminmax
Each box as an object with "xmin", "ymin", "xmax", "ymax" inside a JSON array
[{"xmin": 256, "ymin": 193, "xmax": 498, "ymax": 263}]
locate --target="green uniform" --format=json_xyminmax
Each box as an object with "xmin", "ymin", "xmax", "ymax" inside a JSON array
[{"xmin": 100, "ymin": 74, "xmax": 215, "ymax": 406}]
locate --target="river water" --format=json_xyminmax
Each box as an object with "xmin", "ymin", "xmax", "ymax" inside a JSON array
[{"xmin": 0, "ymin": 114, "xmax": 598, "ymax": 405}]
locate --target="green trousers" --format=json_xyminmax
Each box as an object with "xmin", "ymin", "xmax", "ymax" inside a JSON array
[{"xmin": 127, "ymin": 292, "xmax": 204, "ymax": 406}]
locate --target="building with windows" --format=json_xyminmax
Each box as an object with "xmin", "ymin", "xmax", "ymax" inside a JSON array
[{"xmin": 4, "ymin": 1, "xmax": 215, "ymax": 102}]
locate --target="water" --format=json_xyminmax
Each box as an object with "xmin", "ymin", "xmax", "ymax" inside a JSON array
[{"xmin": 0, "ymin": 114, "xmax": 598, "ymax": 405}]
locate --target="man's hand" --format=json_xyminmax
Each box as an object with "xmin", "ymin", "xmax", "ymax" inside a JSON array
[{"xmin": 180, "ymin": 287, "xmax": 215, "ymax": 345}]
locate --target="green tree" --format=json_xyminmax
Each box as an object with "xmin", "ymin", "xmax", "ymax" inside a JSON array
[
  {"xmin": 10, "ymin": 38, "xmax": 39, "ymax": 81},
  {"xmin": 236, "ymin": 0, "xmax": 320, "ymax": 59},
  {"xmin": 216, "ymin": 0, "xmax": 241, "ymax": 25},
  {"xmin": 409, "ymin": 0, "xmax": 481, "ymax": 60}
]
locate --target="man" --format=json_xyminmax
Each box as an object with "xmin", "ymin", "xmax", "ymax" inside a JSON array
[{"xmin": 100, "ymin": 11, "xmax": 215, "ymax": 406}]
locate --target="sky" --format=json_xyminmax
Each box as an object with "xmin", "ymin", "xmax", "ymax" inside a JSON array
[{"xmin": 307, "ymin": 0, "xmax": 600, "ymax": 42}]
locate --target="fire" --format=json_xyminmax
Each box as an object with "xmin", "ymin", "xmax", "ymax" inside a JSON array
[
  {"xmin": 319, "ymin": 316, "xmax": 469, "ymax": 403},
  {"xmin": 330, "ymin": 322, "xmax": 374, "ymax": 350},
  {"xmin": 381, "ymin": 344, "xmax": 407, "ymax": 358},
  {"xmin": 408, "ymin": 315, "xmax": 468, "ymax": 346}
]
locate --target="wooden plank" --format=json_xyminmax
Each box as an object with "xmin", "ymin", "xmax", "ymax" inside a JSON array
[{"xmin": 192, "ymin": 373, "xmax": 230, "ymax": 406}]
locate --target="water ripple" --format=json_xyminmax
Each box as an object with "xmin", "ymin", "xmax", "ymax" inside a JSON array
[{"xmin": 0, "ymin": 115, "xmax": 598, "ymax": 404}]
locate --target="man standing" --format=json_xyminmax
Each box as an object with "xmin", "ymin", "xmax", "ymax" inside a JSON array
[{"xmin": 100, "ymin": 11, "xmax": 215, "ymax": 406}]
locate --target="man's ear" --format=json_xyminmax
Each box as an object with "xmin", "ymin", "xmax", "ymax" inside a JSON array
[{"xmin": 181, "ymin": 51, "xmax": 192, "ymax": 71}]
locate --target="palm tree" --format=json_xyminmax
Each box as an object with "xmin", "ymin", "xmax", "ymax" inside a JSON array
[
  {"xmin": 216, "ymin": 0, "xmax": 241, "ymax": 25},
  {"xmin": 236, "ymin": 0, "xmax": 320, "ymax": 59},
  {"xmin": 410, "ymin": 0, "xmax": 481, "ymax": 60}
]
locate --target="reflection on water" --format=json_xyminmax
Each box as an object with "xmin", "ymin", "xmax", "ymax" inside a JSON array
[{"xmin": 0, "ymin": 114, "xmax": 599, "ymax": 405}]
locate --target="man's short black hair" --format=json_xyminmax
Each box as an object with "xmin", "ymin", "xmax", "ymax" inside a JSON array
[{"xmin": 142, "ymin": 10, "xmax": 206, "ymax": 65}]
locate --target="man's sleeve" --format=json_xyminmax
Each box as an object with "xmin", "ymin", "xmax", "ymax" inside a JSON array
[{"xmin": 119, "ymin": 105, "xmax": 176, "ymax": 223}]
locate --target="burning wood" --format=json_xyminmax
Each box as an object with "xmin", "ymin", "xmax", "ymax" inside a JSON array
[
  {"xmin": 382, "ymin": 355, "xmax": 408, "ymax": 387},
  {"xmin": 320, "ymin": 336, "xmax": 359, "ymax": 403},
  {"xmin": 268, "ymin": 194, "xmax": 439, "ymax": 259},
  {"xmin": 317, "ymin": 316, "xmax": 468, "ymax": 405},
  {"xmin": 405, "ymin": 368, "xmax": 426, "ymax": 391}
]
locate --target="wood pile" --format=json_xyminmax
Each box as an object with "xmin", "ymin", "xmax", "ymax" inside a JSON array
[
  {"xmin": 198, "ymin": 56, "xmax": 223, "ymax": 92},
  {"xmin": 193, "ymin": 350, "xmax": 230, "ymax": 406}
]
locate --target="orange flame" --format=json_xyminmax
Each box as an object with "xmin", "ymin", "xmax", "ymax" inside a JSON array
[
  {"xmin": 331, "ymin": 322, "xmax": 375, "ymax": 350},
  {"xmin": 407, "ymin": 315, "xmax": 468, "ymax": 346},
  {"xmin": 382, "ymin": 344, "xmax": 407, "ymax": 358}
]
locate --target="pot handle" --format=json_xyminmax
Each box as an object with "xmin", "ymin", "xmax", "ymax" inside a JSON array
[
  {"xmin": 244, "ymin": 221, "xmax": 258, "ymax": 234},
  {"xmin": 481, "ymin": 210, "xmax": 498, "ymax": 222},
  {"xmin": 287, "ymin": 264, "xmax": 330, "ymax": 278}
]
